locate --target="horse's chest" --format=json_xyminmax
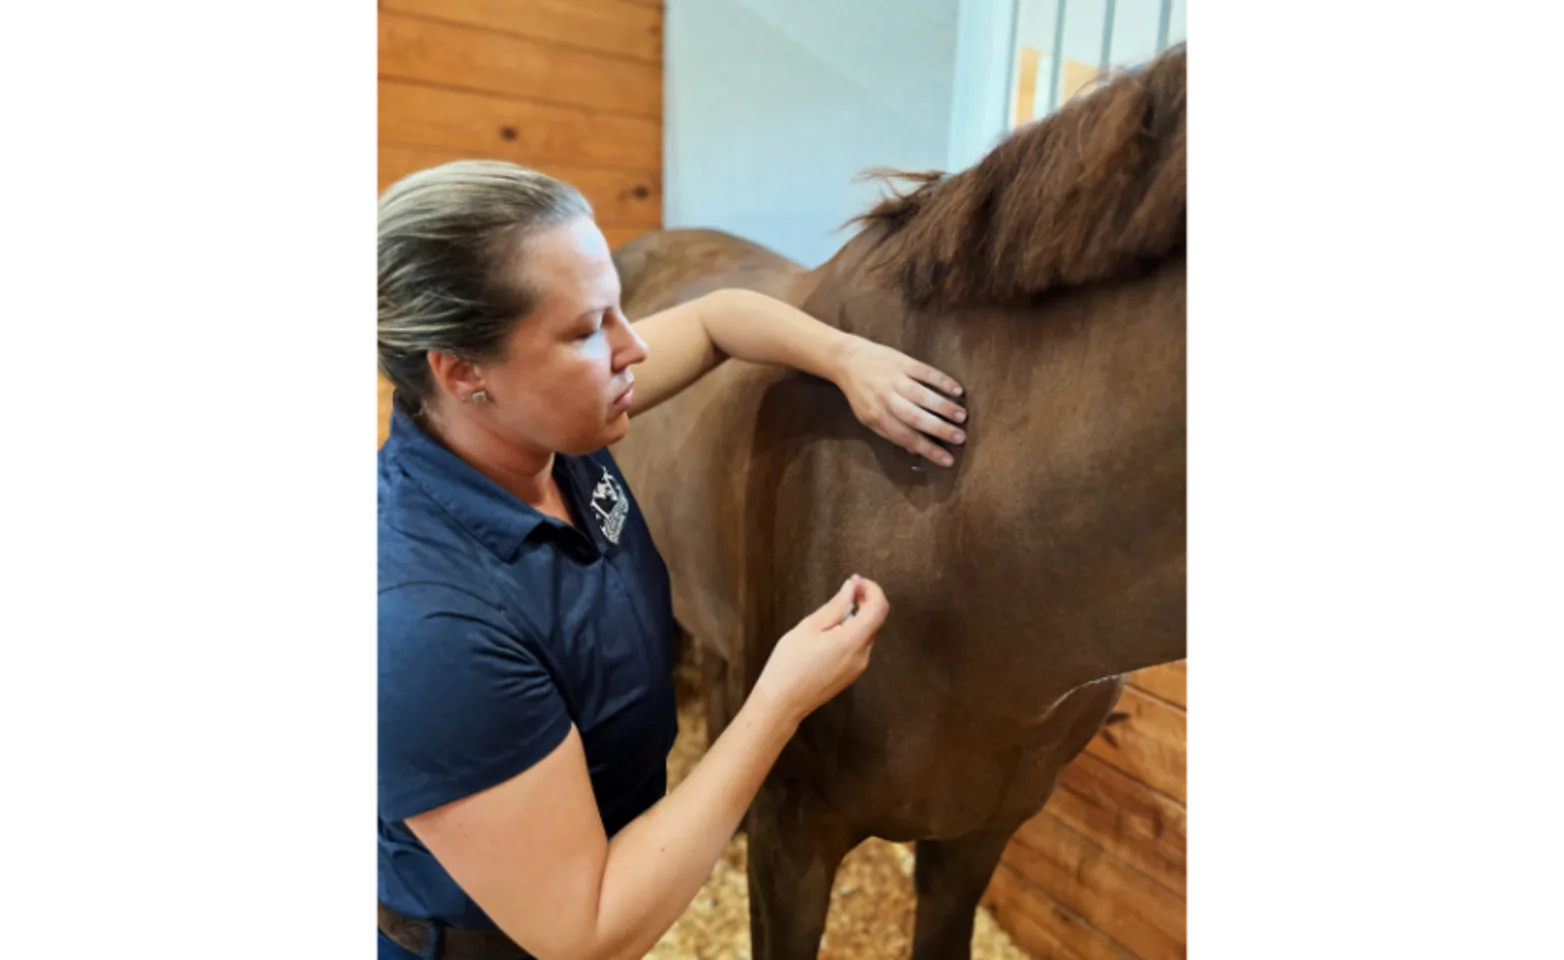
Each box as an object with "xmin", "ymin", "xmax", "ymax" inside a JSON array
[
  {"xmin": 806, "ymin": 709, "xmax": 1070, "ymax": 840},
  {"xmin": 799, "ymin": 675, "xmax": 1124, "ymax": 840}
]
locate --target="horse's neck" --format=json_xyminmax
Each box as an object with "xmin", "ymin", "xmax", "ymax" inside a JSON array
[
  {"xmin": 784, "ymin": 263, "xmax": 826, "ymax": 309},
  {"xmin": 823, "ymin": 256, "xmax": 1187, "ymax": 691}
]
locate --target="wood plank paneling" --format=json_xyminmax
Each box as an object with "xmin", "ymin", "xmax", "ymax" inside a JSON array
[
  {"xmin": 379, "ymin": 78, "xmax": 660, "ymax": 172},
  {"xmin": 990, "ymin": 658, "xmax": 1186, "ymax": 957},
  {"xmin": 378, "ymin": 375, "xmax": 395, "ymax": 449},
  {"xmin": 602, "ymin": 225, "xmax": 650, "ymax": 250},
  {"xmin": 1049, "ymin": 754, "xmax": 1186, "ymax": 897},
  {"xmin": 1127, "ymin": 660, "xmax": 1185, "ymax": 708},
  {"xmin": 380, "ymin": 0, "xmax": 663, "ymax": 64},
  {"xmin": 984, "ymin": 865, "xmax": 1132, "ymax": 960},
  {"xmin": 378, "ymin": 145, "xmax": 662, "ymax": 227},
  {"xmin": 1084, "ymin": 685, "xmax": 1186, "ymax": 804},
  {"xmin": 1003, "ymin": 815, "xmax": 1186, "ymax": 960},
  {"xmin": 379, "ymin": 11, "xmax": 661, "ymax": 119}
]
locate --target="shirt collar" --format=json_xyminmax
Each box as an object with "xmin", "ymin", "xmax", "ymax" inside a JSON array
[{"xmin": 384, "ymin": 407, "xmax": 584, "ymax": 563}]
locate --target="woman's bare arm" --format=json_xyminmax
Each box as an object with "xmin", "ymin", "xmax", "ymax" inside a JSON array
[
  {"xmin": 627, "ymin": 288, "xmax": 849, "ymax": 413},
  {"xmin": 628, "ymin": 288, "xmax": 967, "ymax": 465},
  {"xmin": 403, "ymin": 577, "xmax": 885, "ymax": 960},
  {"xmin": 406, "ymin": 687, "xmax": 795, "ymax": 960}
]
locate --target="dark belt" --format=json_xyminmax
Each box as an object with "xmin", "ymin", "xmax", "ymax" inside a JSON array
[{"xmin": 378, "ymin": 901, "xmax": 532, "ymax": 960}]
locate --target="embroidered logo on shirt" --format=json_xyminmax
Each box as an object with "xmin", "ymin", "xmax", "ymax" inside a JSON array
[{"xmin": 589, "ymin": 466, "xmax": 631, "ymax": 545}]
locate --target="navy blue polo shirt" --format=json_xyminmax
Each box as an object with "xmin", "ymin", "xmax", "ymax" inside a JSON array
[{"xmin": 377, "ymin": 407, "xmax": 679, "ymax": 941}]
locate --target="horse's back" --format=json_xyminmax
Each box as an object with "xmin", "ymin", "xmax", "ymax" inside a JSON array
[{"xmin": 613, "ymin": 228, "xmax": 808, "ymax": 317}]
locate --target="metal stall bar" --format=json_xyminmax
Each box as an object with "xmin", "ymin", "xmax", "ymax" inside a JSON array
[
  {"xmin": 1099, "ymin": 0, "xmax": 1117, "ymax": 79},
  {"xmin": 1047, "ymin": 0, "xmax": 1068, "ymax": 115}
]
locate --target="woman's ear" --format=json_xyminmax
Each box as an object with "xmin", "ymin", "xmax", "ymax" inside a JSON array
[{"xmin": 425, "ymin": 350, "xmax": 488, "ymax": 404}]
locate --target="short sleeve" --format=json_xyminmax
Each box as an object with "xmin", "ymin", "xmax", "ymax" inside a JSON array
[{"xmin": 379, "ymin": 584, "xmax": 573, "ymax": 823}]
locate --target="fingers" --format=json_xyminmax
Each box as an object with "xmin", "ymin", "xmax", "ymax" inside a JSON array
[
  {"xmin": 807, "ymin": 575, "xmax": 861, "ymax": 629},
  {"xmin": 907, "ymin": 361, "xmax": 964, "ymax": 399},
  {"xmin": 807, "ymin": 575, "xmax": 887, "ymax": 638},
  {"xmin": 880, "ymin": 417, "xmax": 954, "ymax": 467},
  {"xmin": 898, "ymin": 380, "xmax": 967, "ymax": 425},
  {"xmin": 890, "ymin": 394, "xmax": 966, "ymax": 448},
  {"xmin": 855, "ymin": 578, "xmax": 889, "ymax": 623},
  {"xmin": 839, "ymin": 579, "xmax": 889, "ymax": 640}
]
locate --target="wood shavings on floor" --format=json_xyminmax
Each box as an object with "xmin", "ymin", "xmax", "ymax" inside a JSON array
[{"xmin": 649, "ymin": 650, "xmax": 1032, "ymax": 960}]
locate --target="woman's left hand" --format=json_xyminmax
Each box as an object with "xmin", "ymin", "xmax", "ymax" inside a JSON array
[{"xmin": 831, "ymin": 335, "xmax": 968, "ymax": 467}]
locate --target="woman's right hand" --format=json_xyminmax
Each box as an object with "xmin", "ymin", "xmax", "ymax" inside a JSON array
[{"xmin": 752, "ymin": 574, "xmax": 889, "ymax": 726}]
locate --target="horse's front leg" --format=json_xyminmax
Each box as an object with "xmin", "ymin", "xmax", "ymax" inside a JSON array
[
  {"xmin": 912, "ymin": 673, "xmax": 1129, "ymax": 958},
  {"xmin": 910, "ymin": 823, "xmax": 1025, "ymax": 960},
  {"xmin": 745, "ymin": 778, "xmax": 855, "ymax": 960}
]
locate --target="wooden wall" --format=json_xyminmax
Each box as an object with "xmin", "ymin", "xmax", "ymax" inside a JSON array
[
  {"xmin": 983, "ymin": 661, "xmax": 1188, "ymax": 960},
  {"xmin": 376, "ymin": 0, "xmax": 664, "ymax": 242},
  {"xmin": 376, "ymin": 0, "xmax": 666, "ymax": 447},
  {"xmin": 377, "ymin": 375, "xmax": 396, "ymax": 449}
]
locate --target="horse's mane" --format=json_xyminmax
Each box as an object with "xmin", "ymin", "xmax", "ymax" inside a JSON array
[{"xmin": 850, "ymin": 44, "xmax": 1186, "ymax": 309}]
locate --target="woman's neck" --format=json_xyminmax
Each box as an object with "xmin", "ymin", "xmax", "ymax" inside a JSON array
[{"xmin": 425, "ymin": 409, "xmax": 559, "ymax": 512}]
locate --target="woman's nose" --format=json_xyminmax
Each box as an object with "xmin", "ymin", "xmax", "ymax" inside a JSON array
[{"xmin": 614, "ymin": 315, "xmax": 649, "ymax": 367}]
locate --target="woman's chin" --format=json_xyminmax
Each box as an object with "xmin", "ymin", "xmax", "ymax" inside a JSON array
[
  {"xmin": 555, "ymin": 416, "xmax": 629, "ymax": 455},
  {"xmin": 603, "ymin": 412, "xmax": 632, "ymax": 444}
]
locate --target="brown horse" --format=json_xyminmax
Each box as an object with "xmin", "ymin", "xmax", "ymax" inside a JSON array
[{"xmin": 610, "ymin": 44, "xmax": 1186, "ymax": 960}]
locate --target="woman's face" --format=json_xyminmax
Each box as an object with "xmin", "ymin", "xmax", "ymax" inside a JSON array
[{"xmin": 479, "ymin": 216, "xmax": 649, "ymax": 456}]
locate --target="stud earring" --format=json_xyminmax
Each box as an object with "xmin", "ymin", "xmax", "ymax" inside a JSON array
[{"xmin": 470, "ymin": 389, "xmax": 489, "ymax": 404}]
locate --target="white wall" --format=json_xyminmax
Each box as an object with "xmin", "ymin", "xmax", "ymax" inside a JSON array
[
  {"xmin": 663, "ymin": 0, "xmax": 967, "ymax": 268},
  {"xmin": 661, "ymin": 0, "xmax": 1182, "ymax": 268},
  {"xmin": 946, "ymin": 0, "xmax": 1023, "ymax": 173}
]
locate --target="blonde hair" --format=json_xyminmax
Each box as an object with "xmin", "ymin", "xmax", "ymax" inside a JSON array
[{"xmin": 378, "ymin": 160, "xmax": 592, "ymax": 419}]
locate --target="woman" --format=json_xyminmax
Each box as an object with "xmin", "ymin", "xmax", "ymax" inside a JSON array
[{"xmin": 378, "ymin": 160, "xmax": 968, "ymax": 960}]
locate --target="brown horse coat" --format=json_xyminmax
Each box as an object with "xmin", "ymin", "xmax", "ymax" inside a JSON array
[{"xmin": 611, "ymin": 45, "xmax": 1186, "ymax": 960}]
